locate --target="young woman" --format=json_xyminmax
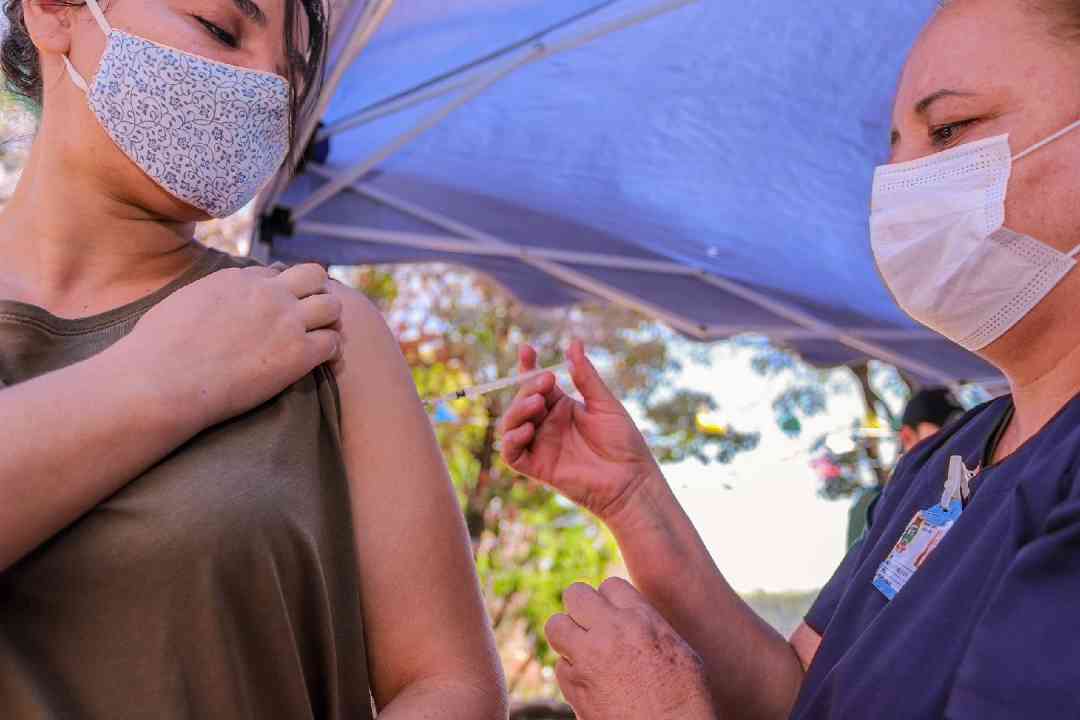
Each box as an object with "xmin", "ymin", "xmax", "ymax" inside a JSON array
[
  {"xmin": 0, "ymin": 2, "xmax": 506, "ymax": 718},
  {"xmin": 498, "ymin": 0, "xmax": 1080, "ymax": 718}
]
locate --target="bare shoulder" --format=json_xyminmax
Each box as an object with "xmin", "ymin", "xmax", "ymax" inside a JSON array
[{"xmin": 326, "ymin": 280, "xmax": 420, "ymax": 409}]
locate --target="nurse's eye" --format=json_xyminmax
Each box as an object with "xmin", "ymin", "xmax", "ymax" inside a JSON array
[
  {"xmin": 930, "ymin": 119, "xmax": 977, "ymax": 148},
  {"xmin": 195, "ymin": 16, "xmax": 239, "ymax": 49}
]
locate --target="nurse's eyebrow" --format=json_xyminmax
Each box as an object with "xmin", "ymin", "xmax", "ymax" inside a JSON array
[
  {"xmin": 232, "ymin": 0, "xmax": 268, "ymax": 27},
  {"xmin": 914, "ymin": 89, "xmax": 978, "ymax": 116}
]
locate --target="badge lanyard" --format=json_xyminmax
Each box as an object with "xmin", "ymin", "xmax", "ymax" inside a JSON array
[{"xmin": 873, "ymin": 455, "xmax": 977, "ymax": 601}]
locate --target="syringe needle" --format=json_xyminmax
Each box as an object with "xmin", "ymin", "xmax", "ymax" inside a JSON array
[{"xmin": 425, "ymin": 362, "xmax": 570, "ymax": 407}]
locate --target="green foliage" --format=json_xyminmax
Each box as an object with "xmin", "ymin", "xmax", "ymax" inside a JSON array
[
  {"xmin": 343, "ymin": 265, "xmax": 761, "ymax": 697},
  {"xmin": 741, "ymin": 337, "xmax": 908, "ymax": 501},
  {"xmin": 645, "ymin": 390, "xmax": 760, "ymax": 464}
]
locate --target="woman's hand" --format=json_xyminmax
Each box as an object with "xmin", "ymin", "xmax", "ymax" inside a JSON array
[
  {"xmin": 547, "ymin": 578, "xmax": 717, "ymax": 720},
  {"xmin": 122, "ymin": 262, "xmax": 342, "ymax": 430},
  {"xmin": 497, "ymin": 341, "xmax": 659, "ymax": 523}
]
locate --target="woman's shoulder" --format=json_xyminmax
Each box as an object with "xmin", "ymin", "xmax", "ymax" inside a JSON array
[{"xmin": 325, "ymin": 280, "xmax": 414, "ymax": 400}]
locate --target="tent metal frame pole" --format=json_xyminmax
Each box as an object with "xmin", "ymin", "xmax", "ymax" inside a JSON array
[
  {"xmin": 291, "ymin": 53, "xmax": 534, "ymax": 221},
  {"xmin": 703, "ymin": 326, "xmax": 937, "ymax": 342},
  {"xmin": 294, "ymin": 218, "xmax": 942, "ymax": 344},
  {"xmin": 254, "ymin": 0, "xmax": 396, "ymax": 253},
  {"xmin": 292, "ymin": 0, "xmax": 702, "ymax": 221},
  {"xmin": 319, "ymin": 0, "xmax": 623, "ymax": 140},
  {"xmin": 296, "ymin": 196, "xmax": 712, "ymax": 341},
  {"xmin": 317, "ymin": 77, "xmax": 476, "ymax": 141},
  {"xmin": 298, "ymin": 174, "xmax": 959, "ymax": 382},
  {"xmin": 318, "ymin": 0, "xmax": 698, "ymax": 141},
  {"xmin": 693, "ymin": 273, "xmax": 957, "ymax": 384}
]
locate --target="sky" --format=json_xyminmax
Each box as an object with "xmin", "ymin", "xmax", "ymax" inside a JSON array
[{"xmin": 649, "ymin": 342, "xmax": 873, "ymax": 593}]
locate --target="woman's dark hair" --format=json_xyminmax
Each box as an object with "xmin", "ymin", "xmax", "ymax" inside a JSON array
[{"xmin": 1, "ymin": 0, "xmax": 328, "ymax": 157}]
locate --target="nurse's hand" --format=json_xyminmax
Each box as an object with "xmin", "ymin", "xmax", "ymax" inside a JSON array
[
  {"xmin": 547, "ymin": 578, "xmax": 716, "ymax": 720},
  {"xmin": 126, "ymin": 262, "xmax": 342, "ymax": 430},
  {"xmin": 497, "ymin": 341, "xmax": 659, "ymax": 523}
]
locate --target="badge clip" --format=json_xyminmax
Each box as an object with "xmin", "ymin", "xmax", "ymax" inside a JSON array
[{"xmin": 942, "ymin": 455, "xmax": 977, "ymax": 509}]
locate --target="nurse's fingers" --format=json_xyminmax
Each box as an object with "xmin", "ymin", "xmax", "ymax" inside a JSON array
[
  {"xmin": 546, "ymin": 613, "xmax": 587, "ymax": 663},
  {"xmin": 597, "ymin": 577, "xmax": 646, "ymax": 610},
  {"xmin": 497, "ymin": 393, "xmax": 548, "ymax": 438},
  {"xmin": 563, "ymin": 583, "xmax": 614, "ymax": 632},
  {"xmin": 500, "ymin": 422, "xmax": 536, "ymax": 468},
  {"xmin": 519, "ymin": 344, "xmax": 538, "ymax": 374}
]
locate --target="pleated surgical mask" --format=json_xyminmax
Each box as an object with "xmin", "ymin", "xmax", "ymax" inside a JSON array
[
  {"xmin": 870, "ymin": 121, "xmax": 1080, "ymax": 352},
  {"xmin": 62, "ymin": 0, "xmax": 291, "ymax": 218}
]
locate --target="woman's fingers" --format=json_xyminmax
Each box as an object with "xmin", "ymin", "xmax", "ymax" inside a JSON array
[
  {"xmin": 276, "ymin": 263, "xmax": 330, "ymax": 299},
  {"xmin": 298, "ymin": 293, "xmax": 343, "ymax": 331},
  {"xmin": 303, "ymin": 328, "xmax": 342, "ymax": 370}
]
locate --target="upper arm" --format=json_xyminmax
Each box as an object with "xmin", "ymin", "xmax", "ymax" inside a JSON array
[
  {"xmin": 327, "ymin": 285, "xmax": 506, "ymax": 709},
  {"xmin": 790, "ymin": 623, "xmax": 822, "ymax": 673}
]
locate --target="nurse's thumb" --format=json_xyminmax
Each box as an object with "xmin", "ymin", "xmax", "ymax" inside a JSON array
[{"xmin": 567, "ymin": 340, "xmax": 621, "ymax": 413}]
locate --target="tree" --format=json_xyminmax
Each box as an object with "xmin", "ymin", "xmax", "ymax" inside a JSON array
[{"xmin": 743, "ymin": 337, "xmax": 985, "ymax": 501}]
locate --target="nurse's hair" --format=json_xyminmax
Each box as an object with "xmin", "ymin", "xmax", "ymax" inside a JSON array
[
  {"xmin": 0, "ymin": 0, "xmax": 328, "ymax": 157},
  {"xmin": 1029, "ymin": 0, "xmax": 1080, "ymax": 41},
  {"xmin": 936, "ymin": 0, "xmax": 1080, "ymax": 40}
]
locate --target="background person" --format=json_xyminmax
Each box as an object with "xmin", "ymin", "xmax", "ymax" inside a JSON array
[
  {"xmin": 498, "ymin": 1, "xmax": 1080, "ymax": 717},
  {"xmin": 847, "ymin": 387, "xmax": 965, "ymax": 547}
]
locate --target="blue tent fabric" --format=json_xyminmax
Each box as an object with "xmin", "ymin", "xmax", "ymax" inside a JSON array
[{"xmin": 267, "ymin": 0, "xmax": 999, "ymax": 383}]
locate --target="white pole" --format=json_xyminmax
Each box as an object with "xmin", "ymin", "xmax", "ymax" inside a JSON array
[
  {"xmin": 695, "ymin": 273, "xmax": 959, "ymax": 385},
  {"xmin": 254, "ymin": 0, "xmax": 396, "ymax": 230},
  {"xmin": 292, "ymin": 50, "xmax": 536, "ymax": 221},
  {"xmin": 301, "ymin": 175, "xmax": 961, "ymax": 382}
]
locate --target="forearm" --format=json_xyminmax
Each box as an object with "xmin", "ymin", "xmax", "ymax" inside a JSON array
[
  {"xmin": 376, "ymin": 676, "xmax": 508, "ymax": 720},
  {"xmin": 0, "ymin": 341, "xmax": 202, "ymax": 571},
  {"xmin": 605, "ymin": 467, "xmax": 805, "ymax": 720}
]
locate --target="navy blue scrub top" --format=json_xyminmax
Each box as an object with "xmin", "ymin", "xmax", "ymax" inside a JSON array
[{"xmin": 791, "ymin": 394, "xmax": 1080, "ymax": 719}]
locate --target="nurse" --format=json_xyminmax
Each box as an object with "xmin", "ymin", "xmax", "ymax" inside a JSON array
[{"xmin": 497, "ymin": 1, "xmax": 1080, "ymax": 718}]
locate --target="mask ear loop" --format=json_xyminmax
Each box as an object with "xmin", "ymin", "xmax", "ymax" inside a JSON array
[
  {"xmin": 1013, "ymin": 118, "xmax": 1080, "ymax": 162},
  {"xmin": 60, "ymin": 0, "xmax": 113, "ymax": 94},
  {"xmin": 82, "ymin": 0, "xmax": 113, "ymax": 34}
]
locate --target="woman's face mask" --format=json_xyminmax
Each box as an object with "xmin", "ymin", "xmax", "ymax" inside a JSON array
[
  {"xmin": 62, "ymin": 0, "xmax": 291, "ymax": 218},
  {"xmin": 870, "ymin": 123, "xmax": 1080, "ymax": 353}
]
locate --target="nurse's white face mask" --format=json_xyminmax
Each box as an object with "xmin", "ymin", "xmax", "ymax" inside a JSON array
[
  {"xmin": 870, "ymin": 120, "xmax": 1080, "ymax": 352},
  {"xmin": 62, "ymin": 0, "xmax": 291, "ymax": 218}
]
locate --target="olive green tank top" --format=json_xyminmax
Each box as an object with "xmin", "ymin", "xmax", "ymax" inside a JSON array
[{"xmin": 0, "ymin": 248, "xmax": 373, "ymax": 719}]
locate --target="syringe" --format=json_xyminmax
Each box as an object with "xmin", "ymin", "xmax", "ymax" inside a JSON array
[{"xmin": 424, "ymin": 362, "xmax": 570, "ymax": 408}]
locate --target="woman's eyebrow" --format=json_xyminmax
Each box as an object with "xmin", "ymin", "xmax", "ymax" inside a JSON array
[
  {"xmin": 232, "ymin": 0, "xmax": 267, "ymax": 27},
  {"xmin": 914, "ymin": 89, "xmax": 978, "ymax": 116}
]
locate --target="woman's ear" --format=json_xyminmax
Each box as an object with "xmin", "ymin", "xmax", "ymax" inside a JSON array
[{"xmin": 21, "ymin": 0, "xmax": 78, "ymax": 56}]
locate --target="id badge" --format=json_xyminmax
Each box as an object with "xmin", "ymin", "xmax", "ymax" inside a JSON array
[{"xmin": 873, "ymin": 499, "xmax": 963, "ymax": 601}]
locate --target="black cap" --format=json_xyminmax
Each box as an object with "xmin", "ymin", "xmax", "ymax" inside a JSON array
[{"xmin": 901, "ymin": 388, "xmax": 964, "ymax": 430}]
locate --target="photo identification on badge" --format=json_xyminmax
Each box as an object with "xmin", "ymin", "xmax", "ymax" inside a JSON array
[{"xmin": 872, "ymin": 456, "xmax": 975, "ymax": 601}]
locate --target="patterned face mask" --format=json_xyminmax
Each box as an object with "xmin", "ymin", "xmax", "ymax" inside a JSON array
[{"xmin": 62, "ymin": 0, "xmax": 291, "ymax": 218}]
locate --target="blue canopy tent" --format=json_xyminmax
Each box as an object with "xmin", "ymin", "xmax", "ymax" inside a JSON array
[{"xmin": 253, "ymin": 0, "xmax": 999, "ymax": 386}]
